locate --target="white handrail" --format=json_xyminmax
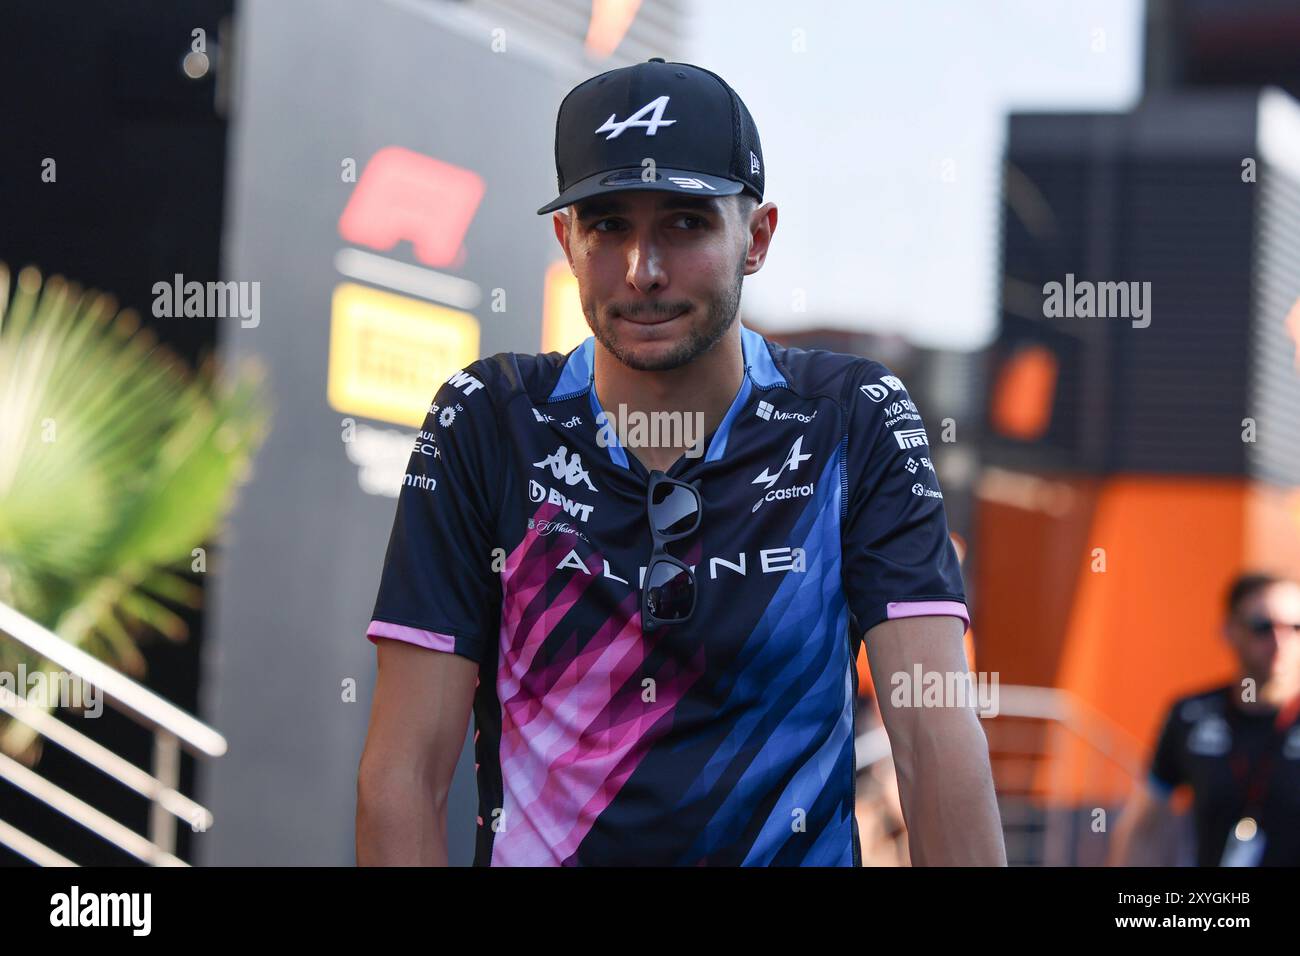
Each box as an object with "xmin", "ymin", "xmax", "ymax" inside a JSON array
[
  {"xmin": 0, "ymin": 751, "xmax": 185, "ymax": 866},
  {"xmin": 0, "ymin": 686, "xmax": 213, "ymax": 829},
  {"xmin": 0, "ymin": 817, "xmax": 76, "ymax": 867},
  {"xmin": 0, "ymin": 601, "xmax": 226, "ymax": 758},
  {"xmin": 854, "ymin": 684, "xmax": 1148, "ymax": 866},
  {"xmin": 856, "ymin": 684, "xmax": 1145, "ymax": 776}
]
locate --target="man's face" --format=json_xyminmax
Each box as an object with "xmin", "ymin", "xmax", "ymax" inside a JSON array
[
  {"xmin": 554, "ymin": 191, "xmax": 756, "ymax": 372},
  {"xmin": 1225, "ymin": 581, "xmax": 1300, "ymax": 685}
]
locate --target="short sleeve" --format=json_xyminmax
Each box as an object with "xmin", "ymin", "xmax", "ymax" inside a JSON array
[
  {"xmin": 366, "ymin": 362, "xmax": 502, "ymax": 664},
  {"xmin": 1148, "ymin": 704, "xmax": 1186, "ymax": 797},
  {"xmin": 842, "ymin": 362, "xmax": 969, "ymax": 636}
]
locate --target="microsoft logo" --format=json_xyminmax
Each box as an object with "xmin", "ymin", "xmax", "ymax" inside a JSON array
[{"xmin": 756, "ymin": 400, "xmax": 774, "ymax": 420}]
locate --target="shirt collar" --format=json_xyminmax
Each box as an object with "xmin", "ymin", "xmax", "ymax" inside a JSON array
[{"xmin": 547, "ymin": 324, "xmax": 787, "ymax": 469}]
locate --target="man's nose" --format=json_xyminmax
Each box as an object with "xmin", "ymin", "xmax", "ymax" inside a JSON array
[{"xmin": 626, "ymin": 231, "xmax": 668, "ymax": 293}]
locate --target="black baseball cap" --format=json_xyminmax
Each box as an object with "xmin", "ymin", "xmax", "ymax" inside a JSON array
[{"xmin": 536, "ymin": 58, "xmax": 764, "ymax": 216}]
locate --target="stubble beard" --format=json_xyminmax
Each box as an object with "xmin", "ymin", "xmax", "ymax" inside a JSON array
[{"xmin": 584, "ymin": 258, "xmax": 746, "ymax": 372}]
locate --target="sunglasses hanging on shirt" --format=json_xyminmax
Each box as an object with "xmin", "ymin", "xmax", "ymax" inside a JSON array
[{"xmin": 641, "ymin": 472, "xmax": 702, "ymax": 632}]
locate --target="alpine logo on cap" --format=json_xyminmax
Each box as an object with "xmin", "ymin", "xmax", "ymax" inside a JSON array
[{"xmin": 596, "ymin": 95, "xmax": 677, "ymax": 139}]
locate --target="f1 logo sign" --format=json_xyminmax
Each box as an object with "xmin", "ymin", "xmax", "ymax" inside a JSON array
[{"xmin": 338, "ymin": 146, "xmax": 485, "ymax": 268}]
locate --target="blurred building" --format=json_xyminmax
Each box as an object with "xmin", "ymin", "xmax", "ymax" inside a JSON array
[{"xmin": 979, "ymin": 0, "xmax": 1300, "ymax": 830}]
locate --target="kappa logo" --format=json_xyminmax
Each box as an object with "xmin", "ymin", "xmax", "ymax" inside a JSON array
[
  {"xmin": 595, "ymin": 95, "xmax": 677, "ymax": 139},
  {"xmin": 753, "ymin": 436, "xmax": 811, "ymax": 490},
  {"xmin": 859, "ymin": 374, "xmax": 906, "ymax": 403},
  {"xmin": 533, "ymin": 445, "xmax": 598, "ymax": 492}
]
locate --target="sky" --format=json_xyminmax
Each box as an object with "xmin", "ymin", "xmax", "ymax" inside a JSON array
[{"xmin": 685, "ymin": 0, "xmax": 1145, "ymax": 349}]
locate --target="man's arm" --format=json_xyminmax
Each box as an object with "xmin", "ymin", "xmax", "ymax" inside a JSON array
[
  {"xmin": 1107, "ymin": 781, "xmax": 1175, "ymax": 866},
  {"xmin": 864, "ymin": 614, "xmax": 1007, "ymax": 866},
  {"xmin": 356, "ymin": 639, "xmax": 478, "ymax": 866}
]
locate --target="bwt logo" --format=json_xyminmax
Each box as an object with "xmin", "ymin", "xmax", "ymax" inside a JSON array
[
  {"xmin": 859, "ymin": 375, "xmax": 905, "ymax": 403},
  {"xmin": 529, "ymin": 479, "xmax": 594, "ymax": 523}
]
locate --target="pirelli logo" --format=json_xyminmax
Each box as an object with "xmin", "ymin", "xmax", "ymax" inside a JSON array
[
  {"xmin": 327, "ymin": 282, "xmax": 479, "ymax": 427},
  {"xmin": 892, "ymin": 427, "xmax": 929, "ymax": 450}
]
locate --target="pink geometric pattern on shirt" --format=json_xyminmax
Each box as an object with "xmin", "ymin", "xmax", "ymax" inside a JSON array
[{"xmin": 488, "ymin": 501, "xmax": 702, "ymax": 865}]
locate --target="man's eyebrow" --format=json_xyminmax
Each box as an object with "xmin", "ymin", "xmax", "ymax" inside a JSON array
[{"xmin": 574, "ymin": 195, "xmax": 723, "ymax": 220}]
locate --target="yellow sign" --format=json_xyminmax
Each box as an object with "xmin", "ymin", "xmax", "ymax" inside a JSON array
[
  {"xmin": 327, "ymin": 282, "xmax": 479, "ymax": 426},
  {"xmin": 541, "ymin": 259, "xmax": 589, "ymax": 355}
]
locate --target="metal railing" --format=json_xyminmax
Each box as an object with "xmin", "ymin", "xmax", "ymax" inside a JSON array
[
  {"xmin": 0, "ymin": 600, "xmax": 227, "ymax": 866},
  {"xmin": 855, "ymin": 684, "xmax": 1147, "ymax": 866}
]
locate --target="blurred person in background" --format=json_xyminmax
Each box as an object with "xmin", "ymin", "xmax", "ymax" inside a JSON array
[{"xmin": 1109, "ymin": 572, "xmax": 1300, "ymax": 866}]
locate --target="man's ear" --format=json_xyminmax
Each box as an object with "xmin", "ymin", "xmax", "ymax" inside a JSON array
[{"xmin": 552, "ymin": 210, "xmax": 575, "ymax": 272}]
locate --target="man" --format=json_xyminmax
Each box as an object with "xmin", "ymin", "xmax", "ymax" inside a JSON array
[
  {"xmin": 356, "ymin": 58, "xmax": 1005, "ymax": 866},
  {"xmin": 1109, "ymin": 573, "xmax": 1300, "ymax": 866}
]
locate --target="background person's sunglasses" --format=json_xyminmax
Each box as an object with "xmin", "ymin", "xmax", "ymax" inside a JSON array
[
  {"xmin": 642, "ymin": 471, "xmax": 702, "ymax": 632},
  {"xmin": 1243, "ymin": 616, "xmax": 1300, "ymax": 638}
]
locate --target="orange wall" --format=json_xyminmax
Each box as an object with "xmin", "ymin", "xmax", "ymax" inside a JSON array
[{"xmin": 975, "ymin": 475, "xmax": 1300, "ymax": 802}]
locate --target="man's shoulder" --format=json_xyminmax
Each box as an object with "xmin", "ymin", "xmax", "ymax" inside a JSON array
[
  {"xmin": 1166, "ymin": 683, "xmax": 1235, "ymax": 724},
  {"xmin": 456, "ymin": 348, "xmax": 574, "ymax": 407},
  {"xmin": 760, "ymin": 336, "xmax": 908, "ymax": 408}
]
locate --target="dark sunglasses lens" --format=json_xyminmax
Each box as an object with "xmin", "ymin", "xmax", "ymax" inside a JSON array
[
  {"xmin": 1247, "ymin": 617, "xmax": 1300, "ymax": 636},
  {"xmin": 645, "ymin": 560, "xmax": 693, "ymax": 621},
  {"xmin": 650, "ymin": 482, "xmax": 699, "ymax": 537}
]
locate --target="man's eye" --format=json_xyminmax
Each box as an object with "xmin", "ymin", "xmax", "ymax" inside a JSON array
[{"xmin": 588, "ymin": 215, "xmax": 706, "ymax": 233}]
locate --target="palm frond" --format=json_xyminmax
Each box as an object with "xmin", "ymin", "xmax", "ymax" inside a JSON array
[{"xmin": 0, "ymin": 263, "xmax": 270, "ymax": 757}]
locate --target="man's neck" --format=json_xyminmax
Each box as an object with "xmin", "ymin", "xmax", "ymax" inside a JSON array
[
  {"xmin": 592, "ymin": 329, "xmax": 745, "ymax": 473},
  {"xmin": 1231, "ymin": 675, "xmax": 1300, "ymax": 714}
]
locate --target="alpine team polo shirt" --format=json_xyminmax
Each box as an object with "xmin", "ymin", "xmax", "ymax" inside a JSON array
[{"xmin": 367, "ymin": 323, "xmax": 970, "ymax": 866}]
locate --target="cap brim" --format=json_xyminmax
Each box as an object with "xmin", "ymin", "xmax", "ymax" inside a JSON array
[{"xmin": 536, "ymin": 167, "xmax": 744, "ymax": 215}]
